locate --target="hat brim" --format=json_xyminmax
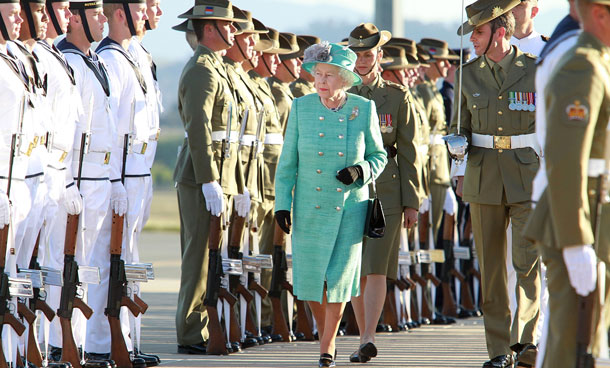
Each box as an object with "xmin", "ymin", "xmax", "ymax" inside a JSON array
[
  {"xmin": 302, "ymin": 61, "xmax": 362, "ymax": 86},
  {"xmin": 172, "ymin": 20, "xmax": 191, "ymax": 32},
  {"xmin": 349, "ymin": 30, "xmax": 391, "ymax": 52},
  {"xmin": 177, "ymin": 7, "xmax": 241, "ymax": 22},
  {"xmin": 456, "ymin": 20, "xmax": 475, "ymax": 35}
]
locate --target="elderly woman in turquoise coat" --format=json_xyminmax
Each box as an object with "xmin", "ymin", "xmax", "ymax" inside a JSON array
[{"xmin": 275, "ymin": 42, "xmax": 387, "ymax": 367}]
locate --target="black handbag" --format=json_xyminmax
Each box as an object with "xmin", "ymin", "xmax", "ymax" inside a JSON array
[{"xmin": 364, "ymin": 177, "xmax": 385, "ymax": 238}]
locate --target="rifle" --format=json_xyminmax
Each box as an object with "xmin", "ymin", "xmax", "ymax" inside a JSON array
[
  {"xmin": 0, "ymin": 131, "xmax": 28, "ymax": 368},
  {"xmin": 203, "ymin": 102, "xmax": 234, "ymax": 355},
  {"xmin": 269, "ymin": 222, "xmax": 292, "ymax": 342},
  {"xmin": 282, "ymin": 254, "xmax": 314, "ymax": 341}
]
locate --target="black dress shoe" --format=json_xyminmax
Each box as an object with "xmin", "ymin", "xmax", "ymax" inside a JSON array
[
  {"xmin": 318, "ymin": 353, "xmax": 335, "ymax": 367},
  {"xmin": 135, "ymin": 349, "xmax": 161, "ymax": 364},
  {"xmin": 230, "ymin": 341, "xmax": 242, "ymax": 353},
  {"xmin": 241, "ymin": 337, "xmax": 259, "ymax": 349},
  {"xmin": 48, "ymin": 346, "xmax": 63, "ymax": 362},
  {"xmin": 131, "ymin": 357, "xmax": 147, "ymax": 368},
  {"xmin": 515, "ymin": 344, "xmax": 537, "ymax": 367},
  {"xmin": 47, "ymin": 363, "xmax": 73, "ymax": 368},
  {"xmin": 419, "ymin": 317, "xmax": 431, "ymax": 325},
  {"xmin": 482, "ymin": 354, "xmax": 514, "ymax": 367},
  {"xmin": 269, "ymin": 333, "xmax": 283, "ymax": 342},
  {"xmin": 358, "ymin": 342, "xmax": 378, "ymax": 362},
  {"xmin": 177, "ymin": 342, "xmax": 207, "ymax": 355},
  {"xmin": 349, "ymin": 350, "xmax": 371, "ymax": 363},
  {"xmin": 134, "ymin": 353, "xmax": 159, "ymax": 367},
  {"xmin": 83, "ymin": 359, "xmax": 112, "ymax": 368}
]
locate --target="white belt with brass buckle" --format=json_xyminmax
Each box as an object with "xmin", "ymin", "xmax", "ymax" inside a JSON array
[
  {"xmin": 49, "ymin": 148, "xmax": 68, "ymax": 164},
  {"xmin": 264, "ymin": 133, "xmax": 284, "ymax": 145},
  {"xmin": 73, "ymin": 150, "xmax": 111, "ymax": 165},
  {"xmin": 429, "ymin": 134, "xmax": 445, "ymax": 146},
  {"xmin": 588, "ymin": 159, "xmax": 609, "ymax": 177},
  {"xmin": 471, "ymin": 133, "xmax": 540, "ymax": 153},
  {"xmin": 211, "ymin": 131, "xmax": 239, "ymax": 143}
]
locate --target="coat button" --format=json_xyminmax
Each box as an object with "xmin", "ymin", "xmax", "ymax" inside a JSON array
[
  {"xmin": 338, "ymin": 134, "xmax": 344, "ymax": 139},
  {"xmin": 473, "ymin": 104, "xmax": 477, "ymax": 109},
  {"xmin": 336, "ymin": 188, "xmax": 342, "ymax": 192},
  {"xmin": 392, "ymin": 174, "xmax": 396, "ymax": 179},
  {"xmin": 318, "ymin": 152, "xmax": 324, "ymax": 156},
  {"xmin": 498, "ymin": 127, "xmax": 503, "ymax": 132},
  {"xmin": 498, "ymin": 95, "xmax": 503, "ymax": 100},
  {"xmin": 498, "ymin": 149, "xmax": 503, "ymax": 153},
  {"xmin": 319, "ymin": 116, "xmax": 325, "ymax": 121},
  {"xmin": 319, "ymin": 133, "xmax": 325, "ymax": 137},
  {"xmin": 338, "ymin": 152, "xmax": 344, "ymax": 157},
  {"xmin": 316, "ymin": 187, "xmax": 321, "ymax": 191},
  {"xmin": 498, "ymin": 111, "xmax": 503, "ymax": 115},
  {"xmin": 339, "ymin": 117, "xmax": 345, "ymax": 122},
  {"xmin": 315, "ymin": 205, "xmax": 321, "ymax": 209},
  {"xmin": 335, "ymin": 206, "xmax": 341, "ymax": 211},
  {"xmin": 316, "ymin": 169, "xmax": 322, "ymax": 174}
]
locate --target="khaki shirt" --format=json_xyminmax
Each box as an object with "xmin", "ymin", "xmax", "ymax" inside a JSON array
[
  {"xmin": 411, "ymin": 88, "xmax": 431, "ymax": 199},
  {"xmin": 174, "ymin": 45, "xmax": 244, "ymax": 195},
  {"xmin": 450, "ymin": 46, "xmax": 538, "ymax": 205},
  {"xmin": 290, "ymin": 78, "xmax": 315, "ymax": 98},
  {"xmin": 268, "ymin": 76, "xmax": 295, "ymax": 133},
  {"xmin": 525, "ymin": 32, "xmax": 610, "ymax": 262},
  {"xmin": 349, "ymin": 76, "xmax": 421, "ymax": 213}
]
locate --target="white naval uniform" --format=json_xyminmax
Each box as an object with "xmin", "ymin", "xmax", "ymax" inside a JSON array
[
  {"xmin": 511, "ymin": 30, "xmax": 546, "ymax": 57},
  {"xmin": 7, "ymin": 41, "xmax": 49, "ymax": 271},
  {"xmin": 87, "ymin": 37, "xmax": 150, "ymax": 354},
  {"xmin": 533, "ymin": 29, "xmax": 580, "ymax": 368},
  {"xmin": 0, "ymin": 45, "xmax": 34, "ymax": 365},
  {"xmin": 44, "ymin": 39, "xmax": 116, "ymax": 350}
]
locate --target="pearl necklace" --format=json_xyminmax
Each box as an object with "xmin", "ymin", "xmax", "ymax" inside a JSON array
[{"xmin": 320, "ymin": 94, "xmax": 347, "ymax": 112}]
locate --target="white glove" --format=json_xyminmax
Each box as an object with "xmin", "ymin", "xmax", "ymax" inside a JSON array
[
  {"xmin": 234, "ymin": 187, "xmax": 251, "ymax": 217},
  {"xmin": 61, "ymin": 184, "xmax": 83, "ymax": 215},
  {"xmin": 0, "ymin": 191, "xmax": 9, "ymax": 230},
  {"xmin": 419, "ymin": 197, "xmax": 430, "ymax": 213},
  {"xmin": 202, "ymin": 181, "xmax": 224, "ymax": 217},
  {"xmin": 563, "ymin": 245, "xmax": 597, "ymax": 296},
  {"xmin": 111, "ymin": 182, "xmax": 128, "ymax": 216}
]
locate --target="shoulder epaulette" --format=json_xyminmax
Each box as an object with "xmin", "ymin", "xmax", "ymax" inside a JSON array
[
  {"xmin": 541, "ymin": 35, "xmax": 550, "ymax": 42},
  {"xmin": 384, "ymin": 80, "xmax": 408, "ymax": 92},
  {"xmin": 461, "ymin": 55, "xmax": 481, "ymax": 69}
]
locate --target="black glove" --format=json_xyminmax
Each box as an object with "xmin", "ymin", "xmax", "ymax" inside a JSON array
[
  {"xmin": 275, "ymin": 210, "xmax": 291, "ymax": 234},
  {"xmin": 336, "ymin": 165, "xmax": 363, "ymax": 185}
]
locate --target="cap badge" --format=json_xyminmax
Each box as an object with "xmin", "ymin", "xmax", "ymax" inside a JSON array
[
  {"xmin": 204, "ymin": 6, "xmax": 214, "ymax": 15},
  {"xmin": 515, "ymin": 60, "xmax": 524, "ymax": 67},
  {"xmin": 492, "ymin": 7, "xmax": 503, "ymax": 18}
]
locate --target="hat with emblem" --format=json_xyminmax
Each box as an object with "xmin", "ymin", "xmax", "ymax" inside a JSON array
[
  {"xmin": 252, "ymin": 20, "xmax": 273, "ymax": 52},
  {"xmin": 386, "ymin": 38, "xmax": 420, "ymax": 67},
  {"xmin": 281, "ymin": 34, "xmax": 319, "ymax": 60},
  {"xmin": 302, "ymin": 42, "xmax": 362, "ymax": 86},
  {"xmin": 347, "ymin": 23, "xmax": 391, "ymax": 52},
  {"xmin": 178, "ymin": 0, "xmax": 241, "ymax": 22},
  {"xmin": 418, "ymin": 38, "xmax": 460, "ymax": 61},
  {"xmin": 261, "ymin": 28, "xmax": 298, "ymax": 55},
  {"xmin": 229, "ymin": 5, "xmax": 249, "ymax": 35},
  {"xmin": 416, "ymin": 44, "xmax": 431, "ymax": 68},
  {"xmin": 457, "ymin": 0, "xmax": 520, "ymax": 35},
  {"xmin": 235, "ymin": 9, "xmax": 267, "ymax": 34},
  {"xmin": 277, "ymin": 32, "xmax": 300, "ymax": 59},
  {"xmin": 381, "ymin": 45, "xmax": 412, "ymax": 70}
]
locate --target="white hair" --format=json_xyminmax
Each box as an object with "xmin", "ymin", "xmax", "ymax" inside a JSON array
[{"xmin": 310, "ymin": 62, "xmax": 357, "ymax": 90}]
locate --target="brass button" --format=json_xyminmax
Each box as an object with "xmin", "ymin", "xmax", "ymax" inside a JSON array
[
  {"xmin": 319, "ymin": 116, "xmax": 325, "ymax": 121},
  {"xmin": 315, "ymin": 205, "xmax": 321, "ymax": 209},
  {"xmin": 338, "ymin": 152, "xmax": 344, "ymax": 157},
  {"xmin": 336, "ymin": 188, "xmax": 342, "ymax": 192},
  {"xmin": 319, "ymin": 133, "xmax": 325, "ymax": 137},
  {"xmin": 338, "ymin": 134, "xmax": 344, "ymax": 139},
  {"xmin": 335, "ymin": 206, "xmax": 341, "ymax": 211},
  {"xmin": 473, "ymin": 104, "xmax": 477, "ymax": 109},
  {"xmin": 498, "ymin": 149, "xmax": 503, "ymax": 153},
  {"xmin": 498, "ymin": 111, "xmax": 503, "ymax": 115},
  {"xmin": 339, "ymin": 117, "xmax": 345, "ymax": 122},
  {"xmin": 498, "ymin": 127, "xmax": 503, "ymax": 132},
  {"xmin": 316, "ymin": 169, "xmax": 322, "ymax": 174},
  {"xmin": 392, "ymin": 174, "xmax": 396, "ymax": 179},
  {"xmin": 589, "ymin": 189, "xmax": 596, "ymax": 196},
  {"xmin": 498, "ymin": 96, "xmax": 503, "ymax": 100},
  {"xmin": 318, "ymin": 152, "xmax": 324, "ymax": 156},
  {"xmin": 316, "ymin": 187, "xmax": 321, "ymax": 191}
]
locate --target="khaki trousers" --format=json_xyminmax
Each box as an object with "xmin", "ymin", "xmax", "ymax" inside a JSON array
[
  {"xmin": 470, "ymin": 197, "xmax": 540, "ymax": 358},
  {"xmin": 175, "ymin": 183, "xmax": 211, "ymax": 345},
  {"xmin": 257, "ymin": 195, "xmax": 275, "ymax": 327}
]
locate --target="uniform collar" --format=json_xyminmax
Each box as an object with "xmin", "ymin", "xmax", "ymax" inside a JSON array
[
  {"xmin": 511, "ymin": 29, "xmax": 540, "ymax": 43},
  {"xmin": 484, "ymin": 46, "xmax": 515, "ymax": 72}
]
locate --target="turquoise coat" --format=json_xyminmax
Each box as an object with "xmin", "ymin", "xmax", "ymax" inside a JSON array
[{"xmin": 275, "ymin": 93, "xmax": 387, "ymax": 303}]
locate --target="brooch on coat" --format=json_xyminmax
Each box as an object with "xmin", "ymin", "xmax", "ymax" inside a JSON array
[{"xmin": 349, "ymin": 106, "xmax": 359, "ymax": 121}]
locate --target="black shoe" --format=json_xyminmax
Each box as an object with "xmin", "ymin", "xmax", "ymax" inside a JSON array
[
  {"xmin": 336, "ymin": 328, "xmax": 345, "ymax": 336},
  {"xmin": 419, "ymin": 317, "xmax": 431, "ymax": 325},
  {"xmin": 241, "ymin": 337, "xmax": 259, "ymax": 349},
  {"xmin": 269, "ymin": 333, "xmax": 283, "ymax": 342},
  {"xmin": 135, "ymin": 349, "xmax": 161, "ymax": 364},
  {"xmin": 131, "ymin": 357, "xmax": 147, "ymax": 368},
  {"xmin": 358, "ymin": 342, "xmax": 378, "ymax": 362},
  {"xmin": 177, "ymin": 342, "xmax": 207, "ymax": 355},
  {"xmin": 482, "ymin": 354, "xmax": 514, "ymax": 367},
  {"xmin": 134, "ymin": 354, "xmax": 159, "ymax": 367},
  {"xmin": 319, "ymin": 353, "xmax": 335, "ymax": 367},
  {"xmin": 260, "ymin": 333, "xmax": 273, "ymax": 344},
  {"xmin": 515, "ymin": 344, "xmax": 537, "ymax": 367},
  {"xmin": 349, "ymin": 350, "xmax": 370, "ymax": 363},
  {"xmin": 48, "ymin": 346, "xmax": 63, "ymax": 362},
  {"xmin": 230, "ymin": 342, "xmax": 242, "ymax": 353},
  {"xmin": 85, "ymin": 352, "xmax": 110, "ymax": 360},
  {"xmin": 47, "ymin": 363, "xmax": 73, "ymax": 368},
  {"xmin": 83, "ymin": 360, "xmax": 112, "ymax": 368}
]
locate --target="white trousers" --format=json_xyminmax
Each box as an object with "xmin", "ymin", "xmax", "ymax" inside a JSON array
[{"xmin": 85, "ymin": 175, "xmax": 150, "ymax": 353}]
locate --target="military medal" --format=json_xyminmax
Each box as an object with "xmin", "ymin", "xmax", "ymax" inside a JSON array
[
  {"xmin": 385, "ymin": 114, "xmax": 393, "ymax": 133},
  {"xmin": 509, "ymin": 92, "xmax": 516, "ymax": 110},
  {"xmin": 516, "ymin": 92, "xmax": 524, "ymax": 111},
  {"xmin": 527, "ymin": 92, "xmax": 536, "ymax": 112},
  {"xmin": 379, "ymin": 114, "xmax": 387, "ymax": 133}
]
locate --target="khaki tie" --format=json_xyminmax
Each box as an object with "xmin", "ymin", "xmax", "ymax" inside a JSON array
[
  {"xmin": 492, "ymin": 63, "xmax": 504, "ymax": 88},
  {"xmin": 361, "ymin": 86, "xmax": 373, "ymax": 100}
]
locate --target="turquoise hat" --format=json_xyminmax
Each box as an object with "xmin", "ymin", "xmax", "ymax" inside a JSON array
[{"xmin": 302, "ymin": 42, "xmax": 362, "ymax": 86}]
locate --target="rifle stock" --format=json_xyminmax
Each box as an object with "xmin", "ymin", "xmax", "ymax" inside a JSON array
[
  {"xmin": 108, "ymin": 315, "xmax": 131, "ymax": 368},
  {"xmin": 59, "ymin": 317, "xmax": 82, "ymax": 368},
  {"xmin": 204, "ymin": 215, "xmax": 228, "ymax": 355},
  {"xmin": 382, "ymin": 284, "xmax": 399, "ymax": 332},
  {"xmin": 270, "ymin": 222, "xmax": 292, "ymax": 342},
  {"xmin": 451, "ymin": 269, "xmax": 476, "ymax": 311},
  {"xmin": 134, "ymin": 294, "xmax": 148, "ymax": 314},
  {"xmin": 248, "ymin": 280, "xmax": 268, "ymax": 299},
  {"xmin": 295, "ymin": 298, "xmax": 314, "ymax": 341}
]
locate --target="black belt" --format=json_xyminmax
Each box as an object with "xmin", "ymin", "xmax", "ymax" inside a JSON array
[{"xmin": 385, "ymin": 145, "xmax": 397, "ymax": 158}]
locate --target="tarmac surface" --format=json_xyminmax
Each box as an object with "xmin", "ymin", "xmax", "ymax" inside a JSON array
[{"xmin": 137, "ymin": 231, "xmax": 489, "ymax": 367}]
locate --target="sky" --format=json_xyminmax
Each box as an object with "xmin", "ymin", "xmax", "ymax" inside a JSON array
[{"xmin": 144, "ymin": 0, "xmax": 569, "ymax": 66}]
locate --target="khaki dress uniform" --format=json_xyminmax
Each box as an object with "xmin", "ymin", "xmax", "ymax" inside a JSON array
[
  {"xmin": 268, "ymin": 76, "xmax": 295, "ymax": 131},
  {"xmin": 290, "ymin": 78, "xmax": 315, "ymax": 98},
  {"xmin": 416, "ymin": 78, "xmax": 451, "ymax": 238},
  {"xmin": 450, "ymin": 46, "xmax": 541, "ymax": 358},
  {"xmin": 174, "ymin": 43, "xmax": 244, "ymax": 346},
  {"xmin": 412, "ymin": 90, "xmax": 432, "ymax": 201},
  {"xmin": 349, "ymin": 76, "xmax": 421, "ymax": 279},
  {"xmin": 525, "ymin": 31, "xmax": 610, "ymax": 368}
]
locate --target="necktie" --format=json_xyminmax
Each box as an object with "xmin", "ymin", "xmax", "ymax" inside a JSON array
[
  {"xmin": 361, "ymin": 86, "xmax": 372, "ymax": 99},
  {"xmin": 492, "ymin": 63, "xmax": 504, "ymax": 88}
]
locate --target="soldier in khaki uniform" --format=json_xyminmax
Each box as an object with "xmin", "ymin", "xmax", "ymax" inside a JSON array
[
  {"xmin": 172, "ymin": 0, "xmax": 246, "ymax": 353},
  {"xmin": 524, "ymin": 0, "xmax": 610, "ymax": 366},
  {"xmin": 268, "ymin": 32, "xmax": 300, "ymax": 131},
  {"xmin": 248, "ymin": 28, "xmax": 295, "ymax": 329},
  {"xmin": 346, "ymin": 23, "xmax": 421, "ymax": 362},
  {"xmin": 448, "ymin": 0, "xmax": 541, "ymax": 366},
  {"xmin": 290, "ymin": 35, "xmax": 320, "ymax": 98}
]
